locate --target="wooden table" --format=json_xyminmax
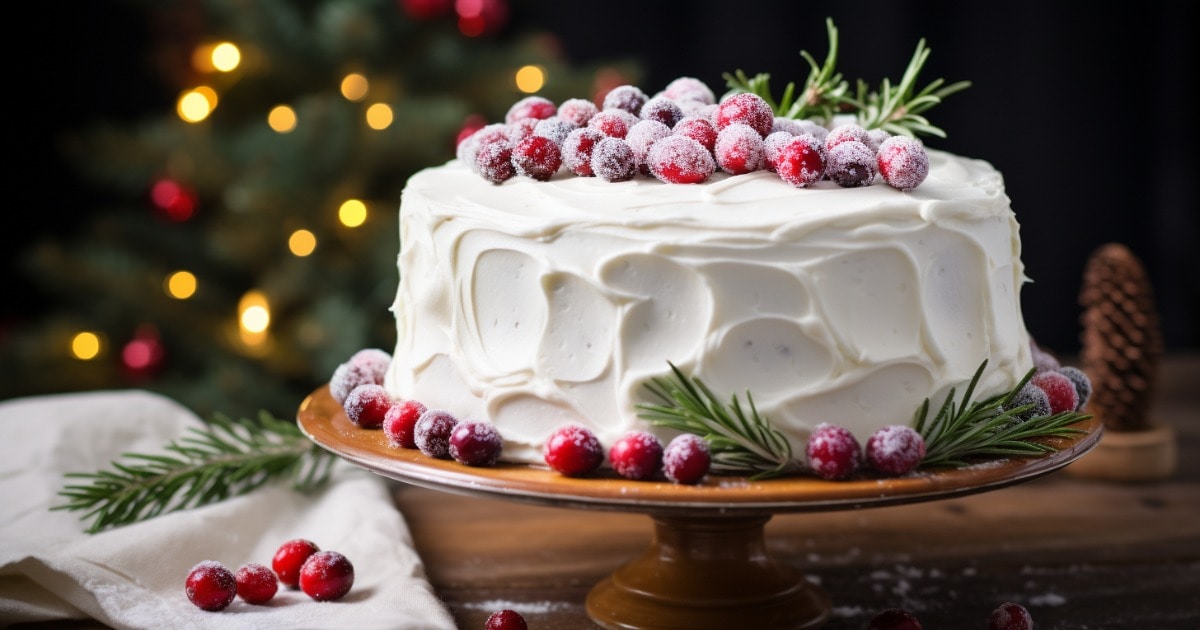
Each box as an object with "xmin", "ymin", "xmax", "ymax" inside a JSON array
[{"xmin": 393, "ymin": 354, "xmax": 1200, "ymax": 629}]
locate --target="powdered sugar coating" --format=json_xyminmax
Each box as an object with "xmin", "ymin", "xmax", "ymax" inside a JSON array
[
  {"xmin": 330, "ymin": 348, "xmax": 391, "ymax": 403},
  {"xmin": 824, "ymin": 122, "xmax": 870, "ymax": 151},
  {"xmin": 186, "ymin": 560, "xmax": 237, "ymax": 611},
  {"xmin": 561, "ymin": 127, "xmax": 605, "ymax": 176},
  {"xmin": 661, "ymin": 76, "xmax": 715, "ymax": 105},
  {"xmin": 474, "ymin": 137, "xmax": 516, "ymax": 184},
  {"xmin": 1006, "ymin": 383, "xmax": 1051, "ymax": 422},
  {"xmin": 763, "ymin": 131, "xmax": 794, "ymax": 172},
  {"xmin": 543, "ymin": 424, "xmax": 603, "ymax": 477},
  {"xmin": 533, "ymin": 118, "xmax": 577, "ymax": 147},
  {"xmin": 647, "ymin": 134, "xmax": 715, "ymax": 184},
  {"xmin": 1031, "ymin": 371, "xmax": 1079, "ymax": 415},
  {"xmin": 625, "ymin": 119, "xmax": 672, "ymax": 168},
  {"xmin": 383, "ymin": 398, "xmax": 427, "ymax": 448},
  {"xmin": 679, "ymin": 99, "xmax": 717, "ymax": 119},
  {"xmin": 988, "ymin": 601, "xmax": 1034, "ymax": 630},
  {"xmin": 1056, "ymin": 366, "xmax": 1091, "ymax": 410},
  {"xmin": 457, "ymin": 123, "xmax": 509, "ymax": 170},
  {"xmin": 298, "ymin": 550, "xmax": 354, "ymax": 601},
  {"xmin": 512, "ymin": 135, "xmax": 562, "ymax": 181},
  {"xmin": 557, "ymin": 97, "xmax": 598, "ymax": 127},
  {"xmin": 673, "ymin": 115, "xmax": 718, "ymax": 152},
  {"xmin": 826, "ymin": 140, "xmax": 878, "ymax": 188},
  {"xmin": 775, "ymin": 134, "xmax": 826, "ymax": 188},
  {"xmin": 608, "ymin": 430, "xmax": 664, "ymax": 480},
  {"xmin": 877, "ymin": 135, "xmax": 930, "ymax": 191},
  {"xmin": 591, "ymin": 136, "xmax": 637, "ymax": 182},
  {"xmin": 449, "ymin": 420, "xmax": 503, "ymax": 466},
  {"xmin": 771, "ymin": 117, "xmax": 806, "ymax": 136},
  {"xmin": 588, "ymin": 109, "xmax": 637, "ymax": 139},
  {"xmin": 864, "ymin": 425, "xmax": 925, "ymax": 475},
  {"xmin": 506, "ymin": 117, "xmax": 539, "ymax": 145},
  {"xmin": 714, "ymin": 92, "xmax": 774, "ymax": 137},
  {"xmin": 662, "ymin": 433, "xmax": 711, "ymax": 485},
  {"xmin": 715, "ymin": 122, "xmax": 766, "ymax": 175},
  {"xmin": 235, "ymin": 562, "xmax": 278, "ymax": 605},
  {"xmin": 414, "ymin": 408, "xmax": 460, "ymax": 459},
  {"xmin": 640, "ymin": 96, "xmax": 683, "ymax": 128},
  {"xmin": 806, "ymin": 423, "xmax": 862, "ymax": 480},
  {"xmin": 602, "ymin": 84, "xmax": 649, "ymax": 115},
  {"xmin": 343, "ymin": 383, "xmax": 393, "ymax": 429},
  {"xmin": 505, "ymin": 95, "xmax": 556, "ymax": 125},
  {"xmin": 866, "ymin": 128, "xmax": 892, "ymax": 153}
]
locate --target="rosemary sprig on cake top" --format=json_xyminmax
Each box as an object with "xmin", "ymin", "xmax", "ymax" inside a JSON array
[{"xmin": 723, "ymin": 17, "xmax": 971, "ymax": 138}]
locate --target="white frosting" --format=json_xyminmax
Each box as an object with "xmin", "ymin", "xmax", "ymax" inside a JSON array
[{"xmin": 385, "ymin": 150, "xmax": 1033, "ymax": 465}]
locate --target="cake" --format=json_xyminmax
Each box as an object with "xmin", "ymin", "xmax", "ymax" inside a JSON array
[{"xmin": 382, "ymin": 121, "xmax": 1035, "ymax": 465}]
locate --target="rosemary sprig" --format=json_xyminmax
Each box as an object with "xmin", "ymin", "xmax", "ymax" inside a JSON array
[
  {"xmin": 914, "ymin": 361, "xmax": 1092, "ymax": 468},
  {"xmin": 636, "ymin": 363, "xmax": 802, "ymax": 479},
  {"xmin": 53, "ymin": 411, "xmax": 336, "ymax": 533},
  {"xmin": 722, "ymin": 17, "xmax": 969, "ymax": 138}
]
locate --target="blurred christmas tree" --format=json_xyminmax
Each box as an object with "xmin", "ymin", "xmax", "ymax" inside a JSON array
[{"xmin": 3, "ymin": 0, "xmax": 638, "ymax": 419}]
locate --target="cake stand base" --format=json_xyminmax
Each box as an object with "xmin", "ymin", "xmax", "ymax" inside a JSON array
[
  {"xmin": 586, "ymin": 514, "xmax": 830, "ymax": 630},
  {"xmin": 1066, "ymin": 423, "xmax": 1176, "ymax": 481}
]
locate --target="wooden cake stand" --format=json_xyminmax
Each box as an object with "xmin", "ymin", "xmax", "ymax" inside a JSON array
[{"xmin": 298, "ymin": 385, "xmax": 1102, "ymax": 629}]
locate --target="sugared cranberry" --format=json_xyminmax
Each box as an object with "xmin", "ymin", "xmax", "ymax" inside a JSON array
[
  {"xmin": 558, "ymin": 97, "xmax": 599, "ymax": 127},
  {"xmin": 661, "ymin": 76, "xmax": 715, "ymax": 105},
  {"xmin": 1030, "ymin": 338, "xmax": 1061, "ymax": 372},
  {"xmin": 877, "ymin": 135, "xmax": 930, "ymax": 191},
  {"xmin": 234, "ymin": 562, "xmax": 278, "ymax": 605},
  {"xmin": 988, "ymin": 601, "xmax": 1034, "ymax": 630},
  {"xmin": 485, "ymin": 609, "xmax": 529, "ymax": 630},
  {"xmin": 806, "ymin": 423, "xmax": 862, "ymax": 480},
  {"xmin": 626, "ymin": 119, "xmax": 672, "ymax": 174},
  {"xmin": 864, "ymin": 425, "xmax": 926, "ymax": 475},
  {"xmin": 1005, "ymin": 383, "xmax": 1052, "ymax": 422},
  {"xmin": 1056, "ymin": 366, "xmax": 1092, "ymax": 410},
  {"xmin": 715, "ymin": 122, "xmax": 766, "ymax": 175},
  {"xmin": 329, "ymin": 348, "xmax": 391, "ymax": 404},
  {"xmin": 868, "ymin": 607, "xmax": 923, "ymax": 630},
  {"xmin": 770, "ymin": 117, "xmax": 806, "ymax": 136},
  {"xmin": 1031, "ymin": 371, "xmax": 1079, "ymax": 415},
  {"xmin": 588, "ymin": 109, "xmax": 637, "ymax": 139},
  {"xmin": 826, "ymin": 140, "xmax": 877, "ymax": 188},
  {"xmin": 449, "ymin": 420, "xmax": 503, "ymax": 466},
  {"xmin": 824, "ymin": 122, "xmax": 870, "ymax": 151},
  {"xmin": 474, "ymin": 138, "xmax": 516, "ymax": 184},
  {"xmin": 591, "ymin": 137, "xmax": 638, "ymax": 182},
  {"xmin": 415, "ymin": 409, "xmax": 460, "ymax": 459},
  {"xmin": 272, "ymin": 538, "xmax": 320, "ymax": 589},
  {"xmin": 673, "ymin": 115, "xmax": 718, "ymax": 153},
  {"xmin": 609, "ymin": 431, "xmax": 664, "ymax": 480},
  {"xmin": 383, "ymin": 399, "xmax": 428, "ymax": 449},
  {"xmin": 543, "ymin": 424, "xmax": 604, "ymax": 477},
  {"xmin": 647, "ymin": 135, "xmax": 715, "ymax": 184},
  {"xmin": 343, "ymin": 383, "xmax": 393, "ymax": 429},
  {"xmin": 713, "ymin": 92, "xmax": 774, "ymax": 137},
  {"xmin": 640, "ymin": 96, "xmax": 683, "ymax": 128},
  {"xmin": 562, "ymin": 127, "xmax": 605, "ymax": 176},
  {"xmin": 866, "ymin": 128, "xmax": 892, "ymax": 153},
  {"xmin": 506, "ymin": 117, "xmax": 539, "ymax": 145},
  {"xmin": 185, "ymin": 560, "xmax": 237, "ymax": 611},
  {"xmin": 533, "ymin": 117, "xmax": 577, "ymax": 147},
  {"xmin": 458, "ymin": 123, "xmax": 508, "ymax": 168},
  {"xmin": 602, "ymin": 84, "xmax": 649, "ymax": 115},
  {"xmin": 763, "ymin": 131, "xmax": 794, "ymax": 172},
  {"xmin": 775, "ymin": 134, "xmax": 826, "ymax": 188},
  {"xmin": 505, "ymin": 95, "xmax": 556, "ymax": 124},
  {"xmin": 298, "ymin": 550, "xmax": 355, "ymax": 601},
  {"xmin": 662, "ymin": 434, "xmax": 711, "ymax": 485},
  {"xmin": 512, "ymin": 135, "xmax": 562, "ymax": 181}
]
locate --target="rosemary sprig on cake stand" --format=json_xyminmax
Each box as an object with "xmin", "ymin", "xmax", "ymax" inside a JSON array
[
  {"xmin": 54, "ymin": 412, "xmax": 335, "ymax": 533},
  {"xmin": 724, "ymin": 17, "xmax": 972, "ymax": 138}
]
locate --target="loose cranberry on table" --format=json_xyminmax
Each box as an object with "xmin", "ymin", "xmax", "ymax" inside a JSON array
[
  {"xmin": 298, "ymin": 550, "xmax": 355, "ymax": 601},
  {"xmin": 272, "ymin": 538, "xmax": 320, "ymax": 588},
  {"xmin": 806, "ymin": 423, "xmax": 862, "ymax": 480},
  {"xmin": 867, "ymin": 607, "xmax": 923, "ymax": 629},
  {"xmin": 608, "ymin": 430, "xmax": 664, "ymax": 480},
  {"xmin": 234, "ymin": 562, "xmax": 278, "ymax": 604},
  {"xmin": 662, "ymin": 433, "xmax": 711, "ymax": 485},
  {"xmin": 185, "ymin": 560, "xmax": 238, "ymax": 611},
  {"xmin": 989, "ymin": 601, "xmax": 1034, "ymax": 630},
  {"xmin": 485, "ymin": 608, "xmax": 529, "ymax": 630},
  {"xmin": 543, "ymin": 424, "xmax": 604, "ymax": 477}
]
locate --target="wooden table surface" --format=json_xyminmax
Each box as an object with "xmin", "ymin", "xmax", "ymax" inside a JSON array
[{"xmin": 393, "ymin": 354, "xmax": 1200, "ymax": 629}]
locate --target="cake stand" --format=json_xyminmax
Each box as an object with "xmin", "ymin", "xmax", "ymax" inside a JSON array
[{"xmin": 297, "ymin": 385, "xmax": 1102, "ymax": 629}]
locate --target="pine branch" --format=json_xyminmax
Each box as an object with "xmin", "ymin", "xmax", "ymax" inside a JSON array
[
  {"xmin": 636, "ymin": 363, "xmax": 802, "ymax": 479},
  {"xmin": 53, "ymin": 411, "xmax": 336, "ymax": 533}
]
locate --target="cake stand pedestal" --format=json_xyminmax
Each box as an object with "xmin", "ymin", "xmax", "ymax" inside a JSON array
[{"xmin": 297, "ymin": 385, "xmax": 1101, "ymax": 630}]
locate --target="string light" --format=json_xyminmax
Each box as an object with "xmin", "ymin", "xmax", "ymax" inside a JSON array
[
  {"xmin": 341, "ymin": 73, "xmax": 369, "ymax": 101},
  {"xmin": 70, "ymin": 331, "xmax": 102, "ymax": 360},
  {"xmin": 338, "ymin": 199, "xmax": 368, "ymax": 228},
  {"xmin": 210, "ymin": 42, "xmax": 241, "ymax": 72},
  {"xmin": 178, "ymin": 86, "xmax": 218, "ymax": 123},
  {"xmin": 165, "ymin": 270, "xmax": 197, "ymax": 299},
  {"xmin": 365, "ymin": 103, "xmax": 393, "ymax": 130},
  {"xmin": 238, "ymin": 290, "xmax": 271, "ymax": 347},
  {"xmin": 268, "ymin": 105, "xmax": 298, "ymax": 133},
  {"xmin": 514, "ymin": 65, "xmax": 545, "ymax": 93},
  {"xmin": 288, "ymin": 229, "xmax": 317, "ymax": 256}
]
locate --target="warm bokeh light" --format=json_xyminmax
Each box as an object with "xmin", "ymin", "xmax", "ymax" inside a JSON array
[
  {"xmin": 365, "ymin": 103, "xmax": 393, "ymax": 130},
  {"xmin": 178, "ymin": 86, "xmax": 218, "ymax": 123},
  {"xmin": 268, "ymin": 105, "xmax": 298, "ymax": 132},
  {"xmin": 71, "ymin": 332, "xmax": 102, "ymax": 360},
  {"xmin": 211, "ymin": 42, "xmax": 241, "ymax": 72},
  {"xmin": 515, "ymin": 65, "xmax": 545, "ymax": 93},
  {"xmin": 238, "ymin": 290, "xmax": 271, "ymax": 350},
  {"xmin": 341, "ymin": 73, "xmax": 369, "ymax": 101},
  {"xmin": 338, "ymin": 199, "xmax": 368, "ymax": 227},
  {"xmin": 165, "ymin": 270, "xmax": 197, "ymax": 299},
  {"xmin": 150, "ymin": 178, "xmax": 197, "ymax": 222},
  {"xmin": 288, "ymin": 229, "xmax": 317, "ymax": 256}
]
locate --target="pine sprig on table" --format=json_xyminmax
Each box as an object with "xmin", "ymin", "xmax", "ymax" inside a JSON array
[
  {"xmin": 914, "ymin": 361, "xmax": 1092, "ymax": 468},
  {"xmin": 637, "ymin": 363, "xmax": 803, "ymax": 479},
  {"xmin": 723, "ymin": 17, "xmax": 970, "ymax": 138},
  {"xmin": 53, "ymin": 412, "xmax": 336, "ymax": 533}
]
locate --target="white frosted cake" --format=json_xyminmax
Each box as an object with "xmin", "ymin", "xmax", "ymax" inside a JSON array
[{"xmin": 384, "ymin": 148, "xmax": 1034, "ymax": 464}]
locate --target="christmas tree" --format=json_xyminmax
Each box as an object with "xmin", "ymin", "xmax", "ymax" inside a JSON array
[{"xmin": 4, "ymin": 0, "xmax": 638, "ymax": 419}]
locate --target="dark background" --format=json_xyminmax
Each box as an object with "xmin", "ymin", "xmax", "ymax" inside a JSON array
[{"xmin": 10, "ymin": 0, "xmax": 1198, "ymax": 356}]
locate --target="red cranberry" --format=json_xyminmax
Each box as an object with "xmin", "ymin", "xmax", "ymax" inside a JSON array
[
  {"xmin": 877, "ymin": 135, "xmax": 930, "ymax": 191},
  {"xmin": 868, "ymin": 607, "xmax": 923, "ymax": 629},
  {"xmin": 1056, "ymin": 366, "xmax": 1091, "ymax": 410},
  {"xmin": 449, "ymin": 420, "xmax": 503, "ymax": 466},
  {"xmin": 562, "ymin": 127, "xmax": 605, "ymax": 176},
  {"xmin": 609, "ymin": 431, "xmax": 664, "ymax": 480},
  {"xmin": 234, "ymin": 562, "xmax": 278, "ymax": 605},
  {"xmin": 383, "ymin": 399, "xmax": 428, "ymax": 449},
  {"xmin": 185, "ymin": 561, "xmax": 237, "ymax": 611},
  {"xmin": 662, "ymin": 76, "xmax": 715, "ymax": 104},
  {"xmin": 865, "ymin": 425, "xmax": 926, "ymax": 475},
  {"xmin": 647, "ymin": 135, "xmax": 715, "ymax": 184},
  {"xmin": 458, "ymin": 123, "xmax": 508, "ymax": 168},
  {"xmin": 533, "ymin": 117, "xmax": 576, "ymax": 147},
  {"xmin": 626, "ymin": 119, "xmax": 672, "ymax": 172},
  {"xmin": 640, "ymin": 95, "xmax": 683, "ymax": 128},
  {"xmin": 673, "ymin": 115, "xmax": 718, "ymax": 153},
  {"xmin": 775, "ymin": 134, "xmax": 825, "ymax": 188},
  {"xmin": 474, "ymin": 137, "xmax": 516, "ymax": 184},
  {"xmin": 415, "ymin": 409, "xmax": 460, "ymax": 459},
  {"xmin": 543, "ymin": 424, "xmax": 603, "ymax": 477},
  {"xmin": 329, "ymin": 348, "xmax": 391, "ymax": 404},
  {"xmin": 591, "ymin": 137, "xmax": 638, "ymax": 182},
  {"xmin": 824, "ymin": 122, "xmax": 870, "ymax": 152},
  {"xmin": 826, "ymin": 140, "xmax": 878, "ymax": 188},
  {"xmin": 558, "ymin": 97, "xmax": 599, "ymax": 127},
  {"xmin": 298, "ymin": 550, "xmax": 355, "ymax": 601},
  {"xmin": 512, "ymin": 135, "xmax": 562, "ymax": 181},
  {"xmin": 1030, "ymin": 371, "xmax": 1080, "ymax": 415},
  {"xmin": 989, "ymin": 601, "xmax": 1034, "ymax": 630},
  {"xmin": 343, "ymin": 383, "xmax": 393, "ymax": 429},
  {"xmin": 485, "ymin": 608, "xmax": 529, "ymax": 630},
  {"xmin": 506, "ymin": 117, "xmax": 539, "ymax": 145},
  {"xmin": 602, "ymin": 84, "xmax": 648, "ymax": 115},
  {"xmin": 588, "ymin": 109, "xmax": 637, "ymax": 139},
  {"xmin": 806, "ymin": 423, "xmax": 862, "ymax": 480},
  {"xmin": 504, "ymin": 95, "xmax": 556, "ymax": 124},
  {"xmin": 763, "ymin": 131, "xmax": 794, "ymax": 172},
  {"xmin": 715, "ymin": 122, "xmax": 766, "ymax": 175},
  {"xmin": 662, "ymin": 434, "xmax": 711, "ymax": 485},
  {"xmin": 713, "ymin": 92, "xmax": 774, "ymax": 137},
  {"xmin": 272, "ymin": 538, "xmax": 320, "ymax": 589}
]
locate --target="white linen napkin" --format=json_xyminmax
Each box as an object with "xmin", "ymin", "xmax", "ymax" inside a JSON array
[{"xmin": 0, "ymin": 390, "xmax": 456, "ymax": 630}]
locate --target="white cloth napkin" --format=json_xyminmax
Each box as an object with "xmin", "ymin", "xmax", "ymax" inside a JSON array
[{"xmin": 0, "ymin": 390, "xmax": 456, "ymax": 630}]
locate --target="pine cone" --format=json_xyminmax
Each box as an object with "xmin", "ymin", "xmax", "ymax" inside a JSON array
[{"xmin": 1078, "ymin": 243, "xmax": 1162, "ymax": 431}]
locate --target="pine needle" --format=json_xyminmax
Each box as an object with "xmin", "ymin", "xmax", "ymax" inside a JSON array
[{"xmin": 53, "ymin": 411, "xmax": 335, "ymax": 533}]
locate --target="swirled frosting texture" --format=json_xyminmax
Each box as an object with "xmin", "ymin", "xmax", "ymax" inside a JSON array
[{"xmin": 386, "ymin": 150, "xmax": 1033, "ymax": 464}]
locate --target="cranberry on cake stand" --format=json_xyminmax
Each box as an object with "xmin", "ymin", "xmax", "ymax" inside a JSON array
[{"xmin": 297, "ymin": 384, "xmax": 1101, "ymax": 629}]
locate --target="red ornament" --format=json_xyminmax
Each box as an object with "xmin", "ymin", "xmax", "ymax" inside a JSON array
[
  {"xmin": 399, "ymin": 0, "xmax": 452, "ymax": 20},
  {"xmin": 121, "ymin": 324, "xmax": 165, "ymax": 378},
  {"xmin": 150, "ymin": 178, "xmax": 198, "ymax": 222},
  {"xmin": 455, "ymin": 0, "xmax": 508, "ymax": 36}
]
